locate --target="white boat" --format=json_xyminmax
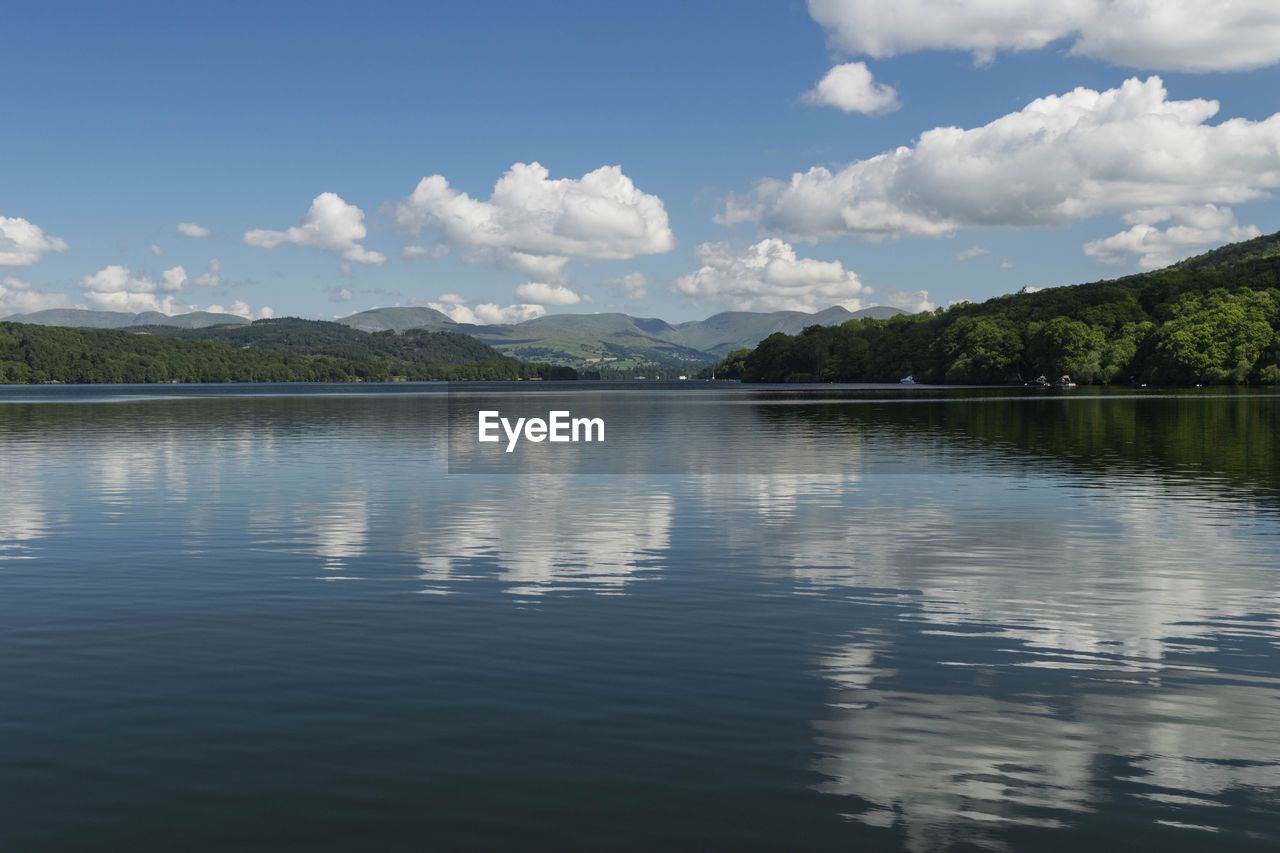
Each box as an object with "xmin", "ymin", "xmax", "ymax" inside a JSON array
[
  {"xmin": 1056, "ymin": 375, "xmax": 1077, "ymax": 388},
  {"xmin": 900, "ymin": 375, "xmax": 917, "ymax": 385}
]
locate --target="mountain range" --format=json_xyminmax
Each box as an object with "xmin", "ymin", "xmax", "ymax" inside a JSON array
[
  {"xmin": 334, "ymin": 304, "xmax": 904, "ymax": 368},
  {"xmin": 2, "ymin": 309, "xmax": 250, "ymax": 329},
  {"xmin": 2, "ymin": 304, "xmax": 905, "ymax": 370}
]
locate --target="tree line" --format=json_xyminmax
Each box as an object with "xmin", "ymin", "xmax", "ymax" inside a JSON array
[
  {"xmin": 712, "ymin": 233, "xmax": 1280, "ymax": 385},
  {"xmin": 0, "ymin": 319, "xmax": 576, "ymax": 384}
]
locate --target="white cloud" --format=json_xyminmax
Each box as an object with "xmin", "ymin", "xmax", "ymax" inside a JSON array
[
  {"xmin": 0, "ymin": 277, "xmax": 72, "ymax": 314},
  {"xmin": 150, "ymin": 244, "xmax": 163, "ymax": 256},
  {"xmin": 0, "ymin": 215, "xmax": 69, "ymax": 267},
  {"xmin": 807, "ymin": 0, "xmax": 1280, "ymax": 72},
  {"xmin": 163, "ymin": 258, "xmax": 222, "ymax": 289},
  {"xmin": 390, "ymin": 162, "xmax": 674, "ymax": 280},
  {"xmin": 78, "ymin": 259, "xmax": 223, "ymax": 313},
  {"xmin": 80, "ymin": 266, "xmax": 187, "ymax": 313},
  {"xmin": 513, "ymin": 281, "xmax": 583, "ymax": 305},
  {"xmin": 955, "ymin": 247, "xmax": 990, "ymax": 261},
  {"xmin": 722, "ymin": 77, "xmax": 1280, "ymax": 242},
  {"xmin": 234, "ymin": 301, "xmax": 273, "ymax": 320},
  {"xmin": 803, "ymin": 62, "xmax": 900, "ymax": 114},
  {"xmin": 427, "ymin": 297, "xmax": 546, "ymax": 326},
  {"xmin": 673, "ymin": 239, "xmax": 867, "ymax": 312},
  {"xmin": 608, "ymin": 271, "xmax": 649, "ymax": 300},
  {"xmin": 1083, "ymin": 204, "xmax": 1261, "ymax": 269},
  {"xmin": 1000, "ymin": 259, "xmax": 1015, "ymax": 269},
  {"xmin": 326, "ymin": 286, "xmax": 354, "ymax": 303},
  {"xmin": 244, "ymin": 193, "xmax": 386, "ymax": 265},
  {"xmin": 177, "ymin": 222, "xmax": 211, "ymax": 238},
  {"xmin": 884, "ymin": 290, "xmax": 934, "ymax": 312}
]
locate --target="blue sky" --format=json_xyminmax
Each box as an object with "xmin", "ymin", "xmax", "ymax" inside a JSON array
[{"xmin": 4, "ymin": 0, "xmax": 1279, "ymax": 322}]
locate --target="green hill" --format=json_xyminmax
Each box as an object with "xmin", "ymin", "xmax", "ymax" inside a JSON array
[
  {"xmin": 334, "ymin": 304, "xmax": 906, "ymax": 371},
  {"xmin": 461, "ymin": 313, "xmax": 713, "ymax": 370},
  {"xmin": 158, "ymin": 317, "xmax": 508, "ymax": 364},
  {"xmin": 666, "ymin": 306, "xmax": 903, "ymax": 357},
  {"xmin": 719, "ymin": 232, "xmax": 1280, "ymax": 385},
  {"xmin": 0, "ymin": 318, "xmax": 574, "ymax": 384},
  {"xmin": 336, "ymin": 306, "xmax": 456, "ymax": 332}
]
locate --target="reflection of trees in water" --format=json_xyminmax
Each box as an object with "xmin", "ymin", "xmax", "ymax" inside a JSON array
[{"xmin": 751, "ymin": 390, "xmax": 1280, "ymax": 500}]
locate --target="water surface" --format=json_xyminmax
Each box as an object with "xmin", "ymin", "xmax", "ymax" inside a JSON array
[{"xmin": 2, "ymin": 384, "xmax": 1278, "ymax": 850}]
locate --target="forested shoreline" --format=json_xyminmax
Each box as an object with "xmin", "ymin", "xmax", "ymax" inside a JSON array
[
  {"xmin": 0, "ymin": 319, "xmax": 575, "ymax": 383},
  {"xmin": 713, "ymin": 233, "xmax": 1280, "ymax": 385}
]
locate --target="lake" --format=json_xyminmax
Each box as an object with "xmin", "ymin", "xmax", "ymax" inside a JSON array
[{"xmin": 2, "ymin": 383, "xmax": 1279, "ymax": 851}]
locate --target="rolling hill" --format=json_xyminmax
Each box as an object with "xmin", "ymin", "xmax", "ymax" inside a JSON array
[
  {"xmin": 335, "ymin": 306, "xmax": 455, "ymax": 332},
  {"xmin": 5, "ymin": 302, "xmax": 910, "ymax": 374},
  {"xmin": 720, "ymin": 231, "xmax": 1280, "ymax": 385},
  {"xmin": 2, "ymin": 308, "xmax": 250, "ymax": 329},
  {"xmin": 1, "ymin": 317, "xmax": 575, "ymax": 383},
  {"xmin": 335, "ymin": 304, "xmax": 905, "ymax": 369}
]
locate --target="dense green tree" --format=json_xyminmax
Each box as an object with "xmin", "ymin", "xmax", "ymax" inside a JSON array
[
  {"xmin": 715, "ymin": 231, "xmax": 1280, "ymax": 386},
  {"xmin": 939, "ymin": 317, "xmax": 1023, "ymax": 383},
  {"xmin": 0, "ymin": 320, "xmax": 576, "ymax": 384},
  {"xmin": 1151, "ymin": 289, "xmax": 1279, "ymax": 384}
]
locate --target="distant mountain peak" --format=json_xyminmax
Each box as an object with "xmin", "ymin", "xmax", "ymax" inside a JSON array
[
  {"xmin": 1, "ymin": 308, "xmax": 249, "ymax": 329},
  {"xmin": 335, "ymin": 306, "xmax": 457, "ymax": 332},
  {"xmin": 334, "ymin": 303, "xmax": 905, "ymax": 369}
]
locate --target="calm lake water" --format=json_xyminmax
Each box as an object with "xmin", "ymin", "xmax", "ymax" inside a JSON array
[{"xmin": 2, "ymin": 383, "xmax": 1279, "ymax": 851}]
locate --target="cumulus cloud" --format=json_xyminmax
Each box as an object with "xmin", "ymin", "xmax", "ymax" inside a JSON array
[
  {"xmin": 884, "ymin": 290, "xmax": 935, "ymax": 312},
  {"xmin": 80, "ymin": 266, "xmax": 187, "ymax": 313},
  {"xmin": 326, "ymin": 286, "xmax": 354, "ymax": 303},
  {"xmin": 244, "ymin": 193, "xmax": 386, "ymax": 265},
  {"xmin": 1000, "ymin": 259, "xmax": 1015, "ymax": 269},
  {"xmin": 1083, "ymin": 205, "xmax": 1261, "ymax": 269},
  {"xmin": 807, "ymin": 0, "xmax": 1280, "ymax": 71},
  {"xmin": 390, "ymin": 162, "xmax": 674, "ymax": 279},
  {"xmin": 150, "ymin": 244, "xmax": 163, "ymax": 257},
  {"xmin": 803, "ymin": 62, "xmax": 900, "ymax": 114},
  {"xmin": 0, "ymin": 215, "xmax": 69, "ymax": 267},
  {"xmin": 513, "ymin": 282, "xmax": 583, "ymax": 305},
  {"xmin": 78, "ymin": 259, "xmax": 223, "ymax": 313},
  {"xmin": 163, "ymin": 258, "xmax": 222, "ymax": 289},
  {"xmin": 0, "ymin": 277, "xmax": 72, "ymax": 314},
  {"xmin": 722, "ymin": 77, "xmax": 1280, "ymax": 243},
  {"xmin": 672, "ymin": 239, "xmax": 867, "ymax": 312},
  {"xmin": 955, "ymin": 247, "xmax": 990, "ymax": 261},
  {"xmin": 427, "ymin": 296, "xmax": 546, "ymax": 326},
  {"xmin": 177, "ymin": 222, "xmax": 211, "ymax": 238},
  {"xmin": 608, "ymin": 271, "xmax": 649, "ymax": 300}
]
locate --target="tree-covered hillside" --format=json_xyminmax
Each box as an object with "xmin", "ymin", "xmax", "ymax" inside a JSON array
[
  {"xmin": 716, "ymin": 233, "xmax": 1280, "ymax": 385},
  {"xmin": 155, "ymin": 318, "xmax": 519, "ymax": 365},
  {"xmin": 0, "ymin": 319, "xmax": 575, "ymax": 384}
]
